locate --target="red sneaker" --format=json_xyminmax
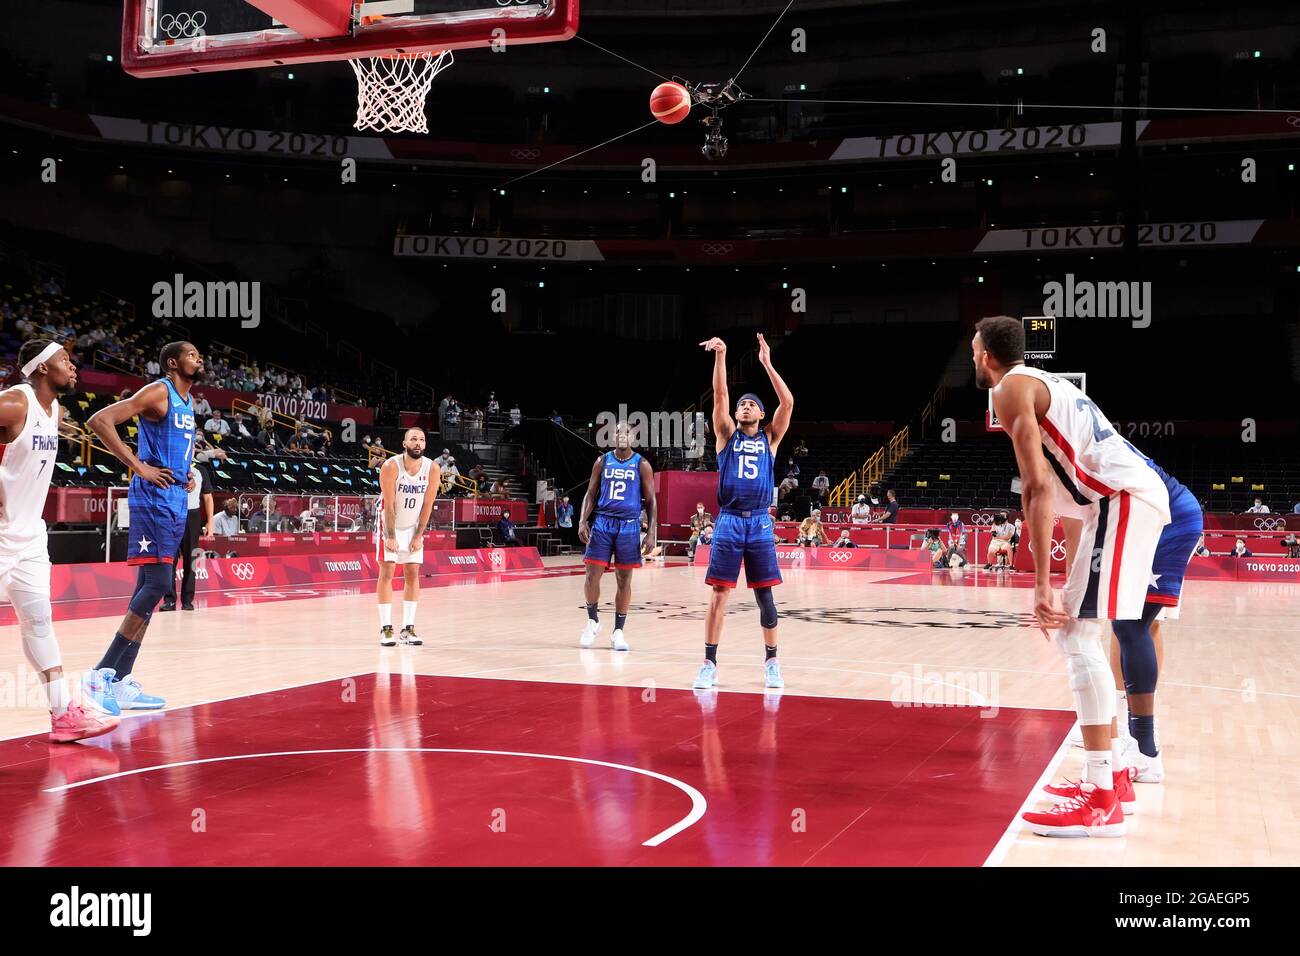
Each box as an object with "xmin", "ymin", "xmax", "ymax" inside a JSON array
[
  {"xmin": 49, "ymin": 704, "xmax": 120, "ymax": 744},
  {"xmin": 1044, "ymin": 768, "xmax": 1137, "ymax": 814},
  {"xmin": 1023, "ymin": 783, "xmax": 1126, "ymax": 837}
]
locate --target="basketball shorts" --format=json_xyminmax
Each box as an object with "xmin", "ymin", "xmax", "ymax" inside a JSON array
[
  {"xmin": 705, "ymin": 510, "xmax": 782, "ymax": 589},
  {"xmin": 583, "ymin": 514, "xmax": 642, "ymax": 570},
  {"xmin": 1145, "ymin": 486, "xmax": 1203, "ymax": 618},
  {"xmin": 0, "ymin": 535, "xmax": 51, "ymax": 602},
  {"xmin": 1064, "ymin": 491, "xmax": 1167, "ymax": 621},
  {"xmin": 377, "ymin": 524, "xmax": 425, "ymax": 565},
  {"xmin": 126, "ymin": 491, "xmax": 188, "ymax": 566}
]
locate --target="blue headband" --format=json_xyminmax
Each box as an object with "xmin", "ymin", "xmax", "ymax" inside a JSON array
[{"xmin": 737, "ymin": 393, "xmax": 765, "ymax": 415}]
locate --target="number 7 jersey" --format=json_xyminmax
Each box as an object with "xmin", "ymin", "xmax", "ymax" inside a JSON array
[
  {"xmin": 0, "ymin": 383, "xmax": 60, "ymax": 546},
  {"xmin": 1003, "ymin": 365, "xmax": 1170, "ymax": 522},
  {"xmin": 130, "ymin": 378, "xmax": 195, "ymax": 507}
]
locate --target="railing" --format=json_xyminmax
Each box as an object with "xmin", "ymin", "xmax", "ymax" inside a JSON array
[
  {"xmin": 93, "ymin": 349, "xmax": 140, "ymax": 377},
  {"xmin": 408, "ymin": 377, "xmax": 436, "ymax": 407},
  {"xmin": 332, "ymin": 385, "xmax": 364, "ymax": 407},
  {"xmin": 210, "ymin": 339, "xmax": 249, "ymax": 366},
  {"xmin": 230, "ymin": 396, "xmax": 333, "ymax": 444},
  {"xmin": 828, "ymin": 382, "xmax": 947, "ymax": 506},
  {"xmin": 371, "ymin": 358, "xmax": 399, "ymax": 388}
]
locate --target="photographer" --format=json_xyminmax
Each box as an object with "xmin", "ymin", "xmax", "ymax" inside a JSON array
[
  {"xmin": 832, "ymin": 529, "xmax": 857, "ymax": 548},
  {"xmin": 1283, "ymin": 531, "xmax": 1300, "ymax": 559},
  {"xmin": 797, "ymin": 509, "xmax": 828, "ymax": 548},
  {"xmin": 985, "ymin": 511, "xmax": 1015, "ymax": 570}
]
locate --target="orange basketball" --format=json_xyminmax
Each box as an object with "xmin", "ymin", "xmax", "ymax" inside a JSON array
[{"xmin": 650, "ymin": 82, "xmax": 692, "ymax": 125}]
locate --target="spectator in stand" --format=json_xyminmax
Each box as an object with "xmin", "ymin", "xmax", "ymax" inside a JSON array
[
  {"xmin": 1229, "ymin": 537, "xmax": 1253, "ymax": 558},
  {"xmin": 446, "ymin": 399, "xmax": 461, "ymax": 428},
  {"xmin": 435, "ymin": 448, "xmax": 452, "ymax": 473},
  {"xmin": 144, "ymin": 356, "xmax": 161, "ymax": 377},
  {"xmin": 249, "ymin": 499, "xmax": 285, "ymax": 532},
  {"xmin": 212, "ymin": 498, "xmax": 241, "ymax": 536},
  {"xmin": 442, "ymin": 457, "xmax": 461, "ymax": 494},
  {"xmin": 467, "ymin": 463, "xmax": 487, "ymax": 494},
  {"xmin": 232, "ymin": 413, "xmax": 253, "ymax": 439},
  {"xmin": 785, "ymin": 457, "xmax": 800, "ymax": 480},
  {"xmin": 811, "ymin": 469, "xmax": 830, "ymax": 505},
  {"xmin": 792, "ymin": 439, "xmax": 809, "ymax": 459},
  {"xmin": 851, "ymin": 495, "xmax": 872, "ymax": 524},
  {"xmin": 193, "ymin": 432, "xmax": 228, "ymax": 465},
  {"xmin": 556, "ymin": 495, "xmax": 574, "ymax": 529},
  {"xmin": 1282, "ymin": 531, "xmax": 1300, "ymax": 559},
  {"xmin": 878, "ymin": 489, "xmax": 900, "ymax": 524},
  {"xmin": 778, "ymin": 473, "xmax": 798, "ymax": 500},
  {"xmin": 257, "ymin": 424, "xmax": 278, "ymax": 452},
  {"xmin": 1193, "ymin": 535, "xmax": 1212, "ymax": 557},
  {"xmin": 193, "ymin": 392, "xmax": 212, "ymax": 418},
  {"xmin": 797, "ymin": 510, "xmax": 828, "ymax": 548},
  {"xmin": 437, "ymin": 394, "xmax": 451, "ymax": 432},
  {"xmin": 510, "ymin": 403, "xmax": 521, "ymax": 427},
  {"xmin": 1245, "ymin": 498, "xmax": 1270, "ymax": 514},
  {"xmin": 550, "ymin": 410, "xmax": 563, "ymax": 427},
  {"xmin": 833, "ymin": 529, "xmax": 857, "ymax": 548},
  {"xmin": 487, "ymin": 392, "xmax": 500, "ymax": 419},
  {"xmin": 489, "ymin": 477, "xmax": 509, "ymax": 499},
  {"xmin": 1293, "ymin": 501, "xmax": 1300, "ymax": 514},
  {"xmin": 688, "ymin": 503, "xmax": 713, "ymax": 559},
  {"xmin": 497, "ymin": 511, "xmax": 521, "ymax": 547},
  {"xmin": 203, "ymin": 409, "xmax": 230, "ymax": 439},
  {"xmin": 287, "ymin": 430, "xmax": 308, "ymax": 454},
  {"xmin": 367, "ymin": 442, "xmax": 386, "ymax": 469}
]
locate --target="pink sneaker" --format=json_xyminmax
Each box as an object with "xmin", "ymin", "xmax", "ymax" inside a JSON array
[{"xmin": 49, "ymin": 704, "xmax": 120, "ymax": 744}]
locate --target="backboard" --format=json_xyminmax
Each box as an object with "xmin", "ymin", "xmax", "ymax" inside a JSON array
[
  {"xmin": 121, "ymin": 0, "xmax": 579, "ymax": 77},
  {"xmin": 986, "ymin": 371, "xmax": 1085, "ymax": 431}
]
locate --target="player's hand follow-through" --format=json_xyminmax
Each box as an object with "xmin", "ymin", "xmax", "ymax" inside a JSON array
[
  {"xmin": 699, "ymin": 337, "xmax": 726, "ymax": 354},
  {"xmin": 756, "ymin": 332, "xmax": 772, "ymax": 366}
]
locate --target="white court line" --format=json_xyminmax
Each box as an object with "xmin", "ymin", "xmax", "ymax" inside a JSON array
[
  {"xmin": 42, "ymin": 747, "xmax": 707, "ymax": 847},
  {"xmin": 982, "ymin": 730, "xmax": 1076, "ymax": 867}
]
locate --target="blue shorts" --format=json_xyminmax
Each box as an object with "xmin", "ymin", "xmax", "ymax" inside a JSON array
[
  {"xmin": 584, "ymin": 513, "xmax": 642, "ymax": 570},
  {"xmin": 127, "ymin": 489, "xmax": 188, "ymax": 566},
  {"xmin": 1147, "ymin": 487, "xmax": 1203, "ymax": 609},
  {"xmin": 705, "ymin": 510, "xmax": 782, "ymax": 589}
]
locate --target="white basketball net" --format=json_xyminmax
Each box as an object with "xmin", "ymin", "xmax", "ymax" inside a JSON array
[{"xmin": 349, "ymin": 50, "xmax": 454, "ymax": 134}]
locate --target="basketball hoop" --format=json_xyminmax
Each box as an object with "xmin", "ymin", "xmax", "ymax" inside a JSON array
[{"xmin": 349, "ymin": 49, "xmax": 454, "ymax": 134}]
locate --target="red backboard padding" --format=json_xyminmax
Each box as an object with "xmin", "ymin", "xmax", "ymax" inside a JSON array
[{"xmin": 244, "ymin": 0, "xmax": 353, "ymax": 39}]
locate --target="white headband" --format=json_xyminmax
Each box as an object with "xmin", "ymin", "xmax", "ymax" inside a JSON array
[{"xmin": 21, "ymin": 342, "xmax": 64, "ymax": 377}]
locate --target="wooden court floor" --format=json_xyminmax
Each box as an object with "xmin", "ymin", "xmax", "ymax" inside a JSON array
[{"xmin": 1, "ymin": 558, "xmax": 1296, "ymax": 866}]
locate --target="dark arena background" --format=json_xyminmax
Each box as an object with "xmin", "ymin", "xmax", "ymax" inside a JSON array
[{"xmin": 0, "ymin": 0, "xmax": 1297, "ymax": 932}]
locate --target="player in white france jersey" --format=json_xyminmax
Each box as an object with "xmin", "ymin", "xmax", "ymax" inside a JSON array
[
  {"xmin": 975, "ymin": 316, "xmax": 1172, "ymax": 838},
  {"xmin": 0, "ymin": 340, "xmax": 118, "ymax": 742},
  {"xmin": 376, "ymin": 427, "xmax": 440, "ymax": 646}
]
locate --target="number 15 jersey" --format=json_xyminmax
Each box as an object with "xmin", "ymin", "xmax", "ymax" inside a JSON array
[{"xmin": 716, "ymin": 427, "xmax": 774, "ymax": 513}]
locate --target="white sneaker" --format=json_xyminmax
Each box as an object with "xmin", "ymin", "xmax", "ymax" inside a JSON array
[
  {"xmin": 692, "ymin": 661, "xmax": 718, "ymax": 689},
  {"xmin": 610, "ymin": 629, "xmax": 629, "ymax": 652},
  {"xmin": 1122, "ymin": 737, "xmax": 1165, "ymax": 783},
  {"xmin": 579, "ymin": 620, "xmax": 600, "ymax": 648},
  {"xmin": 764, "ymin": 658, "xmax": 784, "ymax": 689}
]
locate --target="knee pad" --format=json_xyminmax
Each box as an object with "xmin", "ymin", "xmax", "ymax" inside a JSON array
[
  {"xmin": 128, "ymin": 563, "xmax": 174, "ymax": 617},
  {"xmin": 755, "ymin": 587, "xmax": 778, "ymax": 630},
  {"xmin": 1053, "ymin": 619, "xmax": 1113, "ymax": 726},
  {"xmin": 15, "ymin": 595, "xmax": 61, "ymax": 672},
  {"xmin": 1113, "ymin": 604, "xmax": 1161, "ymax": 695}
]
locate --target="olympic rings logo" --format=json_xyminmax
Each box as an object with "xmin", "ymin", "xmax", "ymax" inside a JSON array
[
  {"xmin": 1287, "ymin": 116, "xmax": 1300, "ymax": 128},
  {"xmin": 829, "ymin": 550, "xmax": 852, "ymax": 562},
  {"xmin": 510, "ymin": 148, "xmax": 541, "ymax": 160},
  {"xmin": 1051, "ymin": 540, "xmax": 1067, "ymax": 561},
  {"xmin": 158, "ymin": 11, "xmax": 207, "ymax": 39},
  {"xmin": 967, "ymin": 513, "xmax": 995, "ymax": 526},
  {"xmin": 489, "ymin": 548, "xmax": 505, "ymax": 568},
  {"xmin": 1255, "ymin": 517, "xmax": 1284, "ymax": 531},
  {"xmin": 701, "ymin": 243, "xmax": 735, "ymax": 256},
  {"xmin": 229, "ymin": 562, "xmax": 256, "ymax": 581}
]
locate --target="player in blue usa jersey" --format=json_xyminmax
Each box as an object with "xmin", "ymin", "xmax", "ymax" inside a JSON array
[
  {"xmin": 578, "ymin": 422, "xmax": 656, "ymax": 652},
  {"xmin": 81, "ymin": 341, "xmax": 205, "ymax": 713},
  {"xmin": 694, "ymin": 333, "xmax": 793, "ymax": 692}
]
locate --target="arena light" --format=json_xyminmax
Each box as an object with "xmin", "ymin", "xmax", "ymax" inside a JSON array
[{"xmin": 106, "ymin": 54, "xmax": 114, "ymax": 63}]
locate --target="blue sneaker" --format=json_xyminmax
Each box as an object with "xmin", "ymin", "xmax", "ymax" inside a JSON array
[
  {"xmin": 80, "ymin": 668, "xmax": 122, "ymax": 717},
  {"xmin": 764, "ymin": 658, "xmax": 784, "ymax": 689},
  {"xmin": 692, "ymin": 661, "xmax": 718, "ymax": 690},
  {"xmin": 109, "ymin": 673, "xmax": 167, "ymax": 710}
]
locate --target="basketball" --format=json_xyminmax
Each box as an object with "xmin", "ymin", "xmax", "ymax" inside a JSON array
[{"xmin": 650, "ymin": 81, "xmax": 692, "ymax": 124}]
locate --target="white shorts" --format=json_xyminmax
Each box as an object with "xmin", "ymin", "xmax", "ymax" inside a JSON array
[
  {"xmin": 0, "ymin": 536, "xmax": 51, "ymax": 603},
  {"xmin": 1063, "ymin": 492, "xmax": 1166, "ymax": 621},
  {"xmin": 376, "ymin": 525, "xmax": 424, "ymax": 565}
]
